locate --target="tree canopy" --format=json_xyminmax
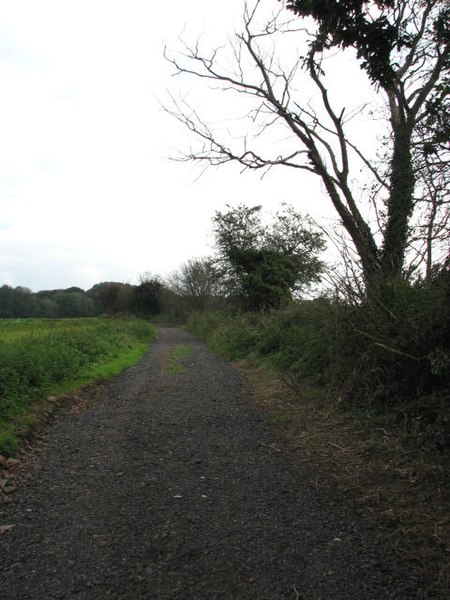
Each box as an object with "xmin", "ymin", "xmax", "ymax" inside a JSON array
[
  {"xmin": 213, "ymin": 204, "xmax": 325, "ymax": 310},
  {"xmin": 286, "ymin": 0, "xmax": 409, "ymax": 87}
]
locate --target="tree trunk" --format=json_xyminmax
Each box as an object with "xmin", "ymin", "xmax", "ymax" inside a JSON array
[
  {"xmin": 381, "ymin": 122, "xmax": 415, "ymax": 279},
  {"xmin": 312, "ymin": 156, "xmax": 381, "ymax": 286}
]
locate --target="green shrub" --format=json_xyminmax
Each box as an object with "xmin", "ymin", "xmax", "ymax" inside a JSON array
[
  {"xmin": 186, "ymin": 310, "xmax": 227, "ymax": 340},
  {"xmin": 256, "ymin": 299, "xmax": 342, "ymax": 382},
  {"xmin": 0, "ymin": 430, "xmax": 19, "ymax": 457},
  {"xmin": 187, "ymin": 310, "xmax": 260, "ymax": 360},
  {"xmin": 187, "ymin": 273, "xmax": 449, "ymax": 448}
]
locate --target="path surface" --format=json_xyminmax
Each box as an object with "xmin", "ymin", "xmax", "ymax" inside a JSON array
[{"xmin": 1, "ymin": 328, "xmax": 422, "ymax": 599}]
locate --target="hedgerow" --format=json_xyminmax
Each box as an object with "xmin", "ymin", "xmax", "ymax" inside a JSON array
[{"xmin": 186, "ymin": 272, "xmax": 450, "ymax": 450}]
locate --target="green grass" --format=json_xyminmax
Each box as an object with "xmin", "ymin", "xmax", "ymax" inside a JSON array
[
  {"xmin": 164, "ymin": 344, "xmax": 191, "ymax": 374},
  {"xmin": 0, "ymin": 317, "xmax": 156, "ymax": 456}
]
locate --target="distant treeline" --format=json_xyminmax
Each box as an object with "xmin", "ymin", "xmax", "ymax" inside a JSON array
[{"xmin": 0, "ymin": 279, "xmax": 165, "ymax": 319}]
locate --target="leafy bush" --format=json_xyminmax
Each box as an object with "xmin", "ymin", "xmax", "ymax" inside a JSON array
[
  {"xmin": 187, "ymin": 272, "xmax": 450, "ymax": 449},
  {"xmin": 255, "ymin": 299, "xmax": 342, "ymax": 382},
  {"xmin": 187, "ymin": 310, "xmax": 259, "ymax": 360}
]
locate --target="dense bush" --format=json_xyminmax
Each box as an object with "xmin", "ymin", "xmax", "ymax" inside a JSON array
[
  {"xmin": 212, "ymin": 204, "xmax": 325, "ymax": 310},
  {"xmin": 187, "ymin": 272, "xmax": 450, "ymax": 448}
]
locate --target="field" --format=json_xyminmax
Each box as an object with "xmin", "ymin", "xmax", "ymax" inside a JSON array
[{"xmin": 0, "ymin": 317, "xmax": 156, "ymax": 456}]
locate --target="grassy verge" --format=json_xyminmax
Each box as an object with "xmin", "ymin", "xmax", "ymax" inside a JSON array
[
  {"xmin": 0, "ymin": 317, "xmax": 156, "ymax": 456},
  {"xmin": 240, "ymin": 359, "xmax": 449, "ymax": 597}
]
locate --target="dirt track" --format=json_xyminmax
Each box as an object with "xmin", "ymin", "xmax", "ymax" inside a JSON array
[{"xmin": 0, "ymin": 328, "xmax": 428, "ymax": 599}]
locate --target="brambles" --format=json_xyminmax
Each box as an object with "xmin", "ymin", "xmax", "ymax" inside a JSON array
[{"xmin": 186, "ymin": 270, "xmax": 450, "ymax": 447}]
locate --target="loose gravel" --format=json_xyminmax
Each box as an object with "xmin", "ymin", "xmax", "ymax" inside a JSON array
[{"xmin": 0, "ymin": 328, "xmax": 432, "ymax": 599}]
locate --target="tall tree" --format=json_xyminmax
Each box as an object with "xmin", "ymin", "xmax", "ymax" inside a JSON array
[
  {"xmin": 0, "ymin": 285, "xmax": 36, "ymax": 318},
  {"xmin": 132, "ymin": 275, "xmax": 164, "ymax": 317},
  {"xmin": 167, "ymin": 258, "xmax": 221, "ymax": 310},
  {"xmin": 212, "ymin": 204, "xmax": 325, "ymax": 309},
  {"xmin": 165, "ymin": 0, "xmax": 449, "ymax": 289}
]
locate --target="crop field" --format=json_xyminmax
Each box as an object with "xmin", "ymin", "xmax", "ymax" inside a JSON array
[{"xmin": 0, "ymin": 317, "xmax": 156, "ymax": 455}]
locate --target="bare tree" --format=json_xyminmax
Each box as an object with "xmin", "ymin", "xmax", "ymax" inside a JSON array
[
  {"xmin": 409, "ymin": 97, "xmax": 450, "ymax": 278},
  {"xmin": 166, "ymin": 258, "xmax": 222, "ymax": 310},
  {"xmin": 164, "ymin": 0, "xmax": 449, "ymax": 290}
]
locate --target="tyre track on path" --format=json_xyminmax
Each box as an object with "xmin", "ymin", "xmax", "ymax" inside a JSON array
[{"xmin": 1, "ymin": 328, "xmax": 422, "ymax": 599}]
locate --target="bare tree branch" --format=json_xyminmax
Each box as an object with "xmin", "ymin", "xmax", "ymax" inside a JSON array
[{"xmin": 163, "ymin": 0, "xmax": 449, "ymax": 286}]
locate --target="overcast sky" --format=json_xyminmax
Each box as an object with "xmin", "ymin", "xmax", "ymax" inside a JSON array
[{"xmin": 0, "ymin": 0, "xmax": 371, "ymax": 292}]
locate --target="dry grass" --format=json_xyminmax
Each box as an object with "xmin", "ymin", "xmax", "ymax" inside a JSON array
[{"xmin": 238, "ymin": 359, "xmax": 450, "ymax": 597}]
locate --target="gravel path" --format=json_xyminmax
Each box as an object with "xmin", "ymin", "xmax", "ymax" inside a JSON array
[{"xmin": 0, "ymin": 328, "xmax": 427, "ymax": 599}]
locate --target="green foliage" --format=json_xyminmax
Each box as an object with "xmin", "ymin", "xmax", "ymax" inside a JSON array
[
  {"xmin": 0, "ymin": 279, "xmax": 168, "ymax": 319},
  {"xmin": 166, "ymin": 258, "xmax": 222, "ymax": 313},
  {"xmin": 213, "ymin": 204, "xmax": 325, "ymax": 310},
  {"xmin": 210, "ymin": 313, "xmax": 260, "ymax": 361},
  {"xmin": 188, "ymin": 272, "xmax": 450, "ymax": 449},
  {"xmin": 185, "ymin": 310, "xmax": 227, "ymax": 340},
  {"xmin": 87, "ymin": 282, "xmax": 135, "ymax": 315},
  {"xmin": 229, "ymin": 248, "xmax": 298, "ymax": 310},
  {"xmin": 132, "ymin": 277, "xmax": 164, "ymax": 317},
  {"xmin": 0, "ymin": 431, "xmax": 19, "ymax": 456},
  {"xmin": 0, "ymin": 317, "xmax": 156, "ymax": 456},
  {"xmin": 0, "ymin": 284, "xmax": 99, "ymax": 318},
  {"xmin": 342, "ymin": 273, "xmax": 450, "ymax": 404},
  {"xmin": 256, "ymin": 299, "xmax": 342, "ymax": 383},
  {"xmin": 187, "ymin": 310, "xmax": 259, "ymax": 361},
  {"xmin": 87, "ymin": 343, "xmax": 151, "ymax": 380},
  {"xmin": 0, "ymin": 285, "xmax": 38, "ymax": 318},
  {"xmin": 286, "ymin": 0, "xmax": 410, "ymax": 88}
]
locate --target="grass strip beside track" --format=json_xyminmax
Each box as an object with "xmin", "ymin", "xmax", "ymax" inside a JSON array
[{"xmin": 0, "ymin": 317, "xmax": 156, "ymax": 456}]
